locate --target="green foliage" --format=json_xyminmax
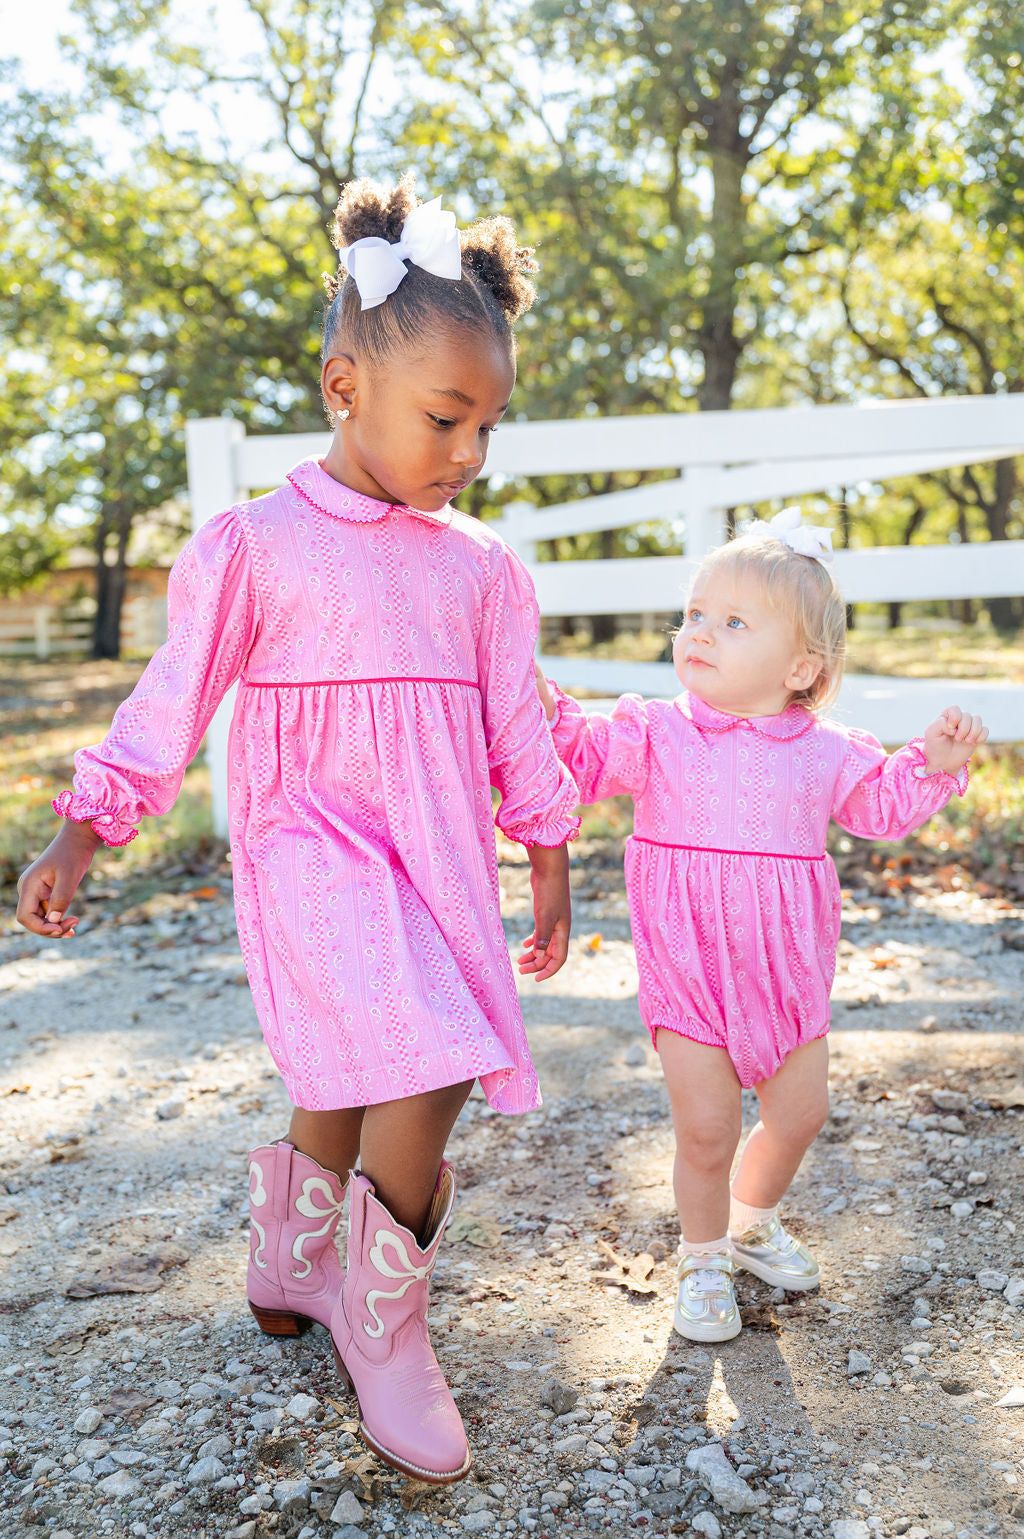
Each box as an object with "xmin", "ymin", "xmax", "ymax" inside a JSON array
[{"xmin": 0, "ymin": 516, "xmax": 73, "ymax": 596}]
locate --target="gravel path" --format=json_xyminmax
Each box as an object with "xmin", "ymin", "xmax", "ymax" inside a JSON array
[{"xmin": 2, "ymin": 841, "xmax": 1024, "ymax": 1539}]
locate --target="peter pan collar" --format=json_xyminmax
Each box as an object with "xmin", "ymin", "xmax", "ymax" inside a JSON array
[
  {"xmin": 286, "ymin": 458, "xmax": 451, "ymax": 525},
  {"xmin": 680, "ymin": 690, "xmax": 815, "ymax": 741}
]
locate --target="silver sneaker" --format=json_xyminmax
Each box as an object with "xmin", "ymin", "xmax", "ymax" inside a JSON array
[
  {"xmin": 673, "ymin": 1252, "xmax": 741, "ymax": 1342},
  {"xmin": 730, "ymin": 1214, "xmax": 820, "ymax": 1291}
]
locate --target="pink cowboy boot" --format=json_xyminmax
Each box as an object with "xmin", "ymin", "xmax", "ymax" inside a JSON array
[
  {"xmin": 247, "ymin": 1141, "xmax": 347, "ymax": 1335},
  {"xmin": 330, "ymin": 1162, "xmax": 471, "ymax": 1484}
]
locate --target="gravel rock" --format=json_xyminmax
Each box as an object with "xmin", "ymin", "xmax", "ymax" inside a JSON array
[
  {"xmin": 692, "ymin": 1513, "xmax": 723, "ymax": 1539},
  {"xmin": 687, "ymin": 1443, "xmax": 761, "ymax": 1514},
  {"xmin": 155, "ymin": 1098, "xmax": 186, "ymax": 1120},
  {"xmin": 977, "ymin": 1268, "xmax": 1010, "ymax": 1291},
  {"xmin": 96, "ymin": 1468, "xmax": 141, "ymax": 1498},
  {"xmin": 73, "ymin": 1407, "xmax": 104, "ymax": 1435},
  {"xmin": 1006, "ymin": 1280, "xmax": 1024, "ymax": 1307},
  {"xmin": 188, "ymin": 1455, "xmax": 227, "ymax": 1485},
  {"xmin": 848, "ymin": 1350, "xmax": 872, "ymax": 1376},
  {"xmin": 832, "ymin": 1524, "xmax": 871, "ymax": 1539},
  {"xmin": 329, "ymin": 1490, "xmax": 365, "ymax": 1525},
  {"xmin": 286, "ymin": 1392, "xmax": 319, "ymax": 1421},
  {"xmin": 540, "ymin": 1377, "xmax": 579, "ymax": 1416}
]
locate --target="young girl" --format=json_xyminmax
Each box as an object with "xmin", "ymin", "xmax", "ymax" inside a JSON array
[
  {"xmin": 537, "ymin": 509, "xmax": 987, "ymax": 1343},
  {"xmin": 16, "ymin": 175, "xmax": 580, "ymax": 1483}
]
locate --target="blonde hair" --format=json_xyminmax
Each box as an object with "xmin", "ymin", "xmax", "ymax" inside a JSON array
[{"xmin": 689, "ymin": 528, "xmax": 847, "ymax": 711}]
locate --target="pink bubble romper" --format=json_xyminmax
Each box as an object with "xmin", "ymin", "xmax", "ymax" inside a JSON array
[
  {"xmin": 55, "ymin": 459, "xmax": 580, "ymax": 1113},
  {"xmin": 548, "ymin": 686, "xmax": 967, "ymax": 1087}
]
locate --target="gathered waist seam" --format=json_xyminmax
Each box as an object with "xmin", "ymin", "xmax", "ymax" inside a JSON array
[
  {"xmin": 631, "ymin": 836, "xmax": 826, "ymax": 862},
  {"xmin": 242, "ymin": 675, "xmax": 480, "ymax": 690}
]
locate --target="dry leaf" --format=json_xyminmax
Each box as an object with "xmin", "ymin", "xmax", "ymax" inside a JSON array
[
  {"xmin": 401, "ymin": 1480, "xmax": 435, "ymax": 1511},
  {"xmin": 48, "ymin": 1142, "xmax": 84, "ymax": 1164},
  {"xmin": 593, "ymin": 1239, "xmax": 658, "ymax": 1295},
  {"xmin": 447, "ymin": 1213, "xmax": 503, "ymax": 1248},
  {"xmin": 3, "ymin": 1085, "xmax": 30, "ymax": 1096},
  {"xmin": 587, "ymin": 934, "xmax": 603, "ymax": 952},
  {"xmin": 95, "ymin": 1388, "xmax": 160, "ymax": 1418},
  {"xmin": 237, "ymin": 1098, "xmax": 264, "ymax": 1114},
  {"xmin": 741, "ymin": 1304, "xmax": 781, "ymax": 1332},
  {"xmin": 65, "ymin": 1243, "xmax": 189, "ymax": 1299}
]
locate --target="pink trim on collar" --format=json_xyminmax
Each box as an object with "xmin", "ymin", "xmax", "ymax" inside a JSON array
[
  {"xmin": 285, "ymin": 459, "xmax": 452, "ymax": 525},
  {"xmin": 680, "ymin": 690, "xmax": 815, "ymax": 741}
]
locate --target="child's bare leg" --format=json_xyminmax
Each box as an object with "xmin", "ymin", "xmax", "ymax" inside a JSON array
[
  {"xmin": 288, "ymin": 1106, "xmax": 365, "ymax": 1182},
  {"xmin": 731, "ymin": 1037, "xmax": 830, "ymax": 1209},
  {"xmin": 359, "ymin": 1080, "xmax": 475, "ymax": 1238},
  {"xmin": 290, "ymin": 1082, "xmax": 474, "ymax": 1238},
  {"xmin": 656, "ymin": 1031, "xmax": 742, "ymax": 1241}
]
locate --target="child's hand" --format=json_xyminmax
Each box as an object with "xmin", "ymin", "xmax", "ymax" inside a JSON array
[
  {"xmin": 922, "ymin": 706, "xmax": 988, "ymax": 776},
  {"xmin": 16, "ymin": 821, "xmax": 102, "ymax": 938},
  {"xmin": 534, "ymin": 661, "xmax": 557, "ymax": 722},
  {"xmin": 518, "ymin": 844, "xmax": 571, "ymax": 981}
]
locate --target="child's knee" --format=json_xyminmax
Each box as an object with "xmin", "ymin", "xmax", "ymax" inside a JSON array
[
  {"xmin": 677, "ymin": 1115, "xmax": 738, "ymax": 1174},
  {"xmin": 769, "ymin": 1092, "xmax": 829, "ymax": 1150}
]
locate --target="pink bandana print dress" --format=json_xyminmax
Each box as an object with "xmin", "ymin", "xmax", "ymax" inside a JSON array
[
  {"xmin": 54, "ymin": 460, "xmax": 580, "ymax": 1112},
  {"xmin": 549, "ymin": 686, "xmax": 967, "ymax": 1087}
]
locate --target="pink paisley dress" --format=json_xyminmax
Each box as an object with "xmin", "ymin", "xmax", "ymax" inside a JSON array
[
  {"xmin": 549, "ymin": 686, "xmax": 967, "ymax": 1087},
  {"xmin": 55, "ymin": 459, "xmax": 579, "ymax": 1112}
]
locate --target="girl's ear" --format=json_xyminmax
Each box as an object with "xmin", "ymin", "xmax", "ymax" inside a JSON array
[
  {"xmin": 785, "ymin": 654, "xmax": 823, "ymax": 694},
  {"xmin": 322, "ymin": 352, "xmax": 359, "ymax": 418}
]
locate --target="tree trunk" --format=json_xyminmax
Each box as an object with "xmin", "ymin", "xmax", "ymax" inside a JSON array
[
  {"xmin": 589, "ymin": 528, "xmax": 618, "ymax": 642},
  {"xmin": 986, "ymin": 458, "xmax": 1020, "ymax": 630},
  {"xmin": 92, "ymin": 505, "xmax": 131, "ymax": 659},
  {"xmin": 698, "ymin": 109, "xmax": 747, "ymax": 413}
]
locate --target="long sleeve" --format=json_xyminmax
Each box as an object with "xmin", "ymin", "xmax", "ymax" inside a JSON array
[
  {"xmin": 548, "ymin": 686, "xmax": 652, "ymax": 804},
  {"xmin": 830, "ymin": 728, "xmax": 968, "ymax": 841},
  {"xmin": 53, "ymin": 508, "xmax": 261, "ymax": 846},
  {"xmin": 474, "ymin": 544, "xmax": 580, "ymax": 847}
]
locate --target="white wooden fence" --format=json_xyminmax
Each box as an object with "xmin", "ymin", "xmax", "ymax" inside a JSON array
[
  {"xmin": 186, "ymin": 398, "xmax": 1024, "ymax": 834},
  {"xmin": 0, "ymin": 597, "xmax": 167, "ymax": 659}
]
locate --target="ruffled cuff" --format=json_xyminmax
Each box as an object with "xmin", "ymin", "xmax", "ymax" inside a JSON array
[
  {"xmin": 906, "ymin": 738, "xmax": 970, "ymax": 797},
  {"xmin": 52, "ymin": 791, "xmax": 139, "ymax": 848},
  {"xmin": 508, "ymin": 818, "xmax": 582, "ymax": 850}
]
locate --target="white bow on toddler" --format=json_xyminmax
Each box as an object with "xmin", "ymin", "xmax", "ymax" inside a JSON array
[
  {"xmin": 342, "ymin": 197, "xmax": 463, "ymax": 310},
  {"xmin": 754, "ymin": 506, "xmax": 835, "ymax": 564}
]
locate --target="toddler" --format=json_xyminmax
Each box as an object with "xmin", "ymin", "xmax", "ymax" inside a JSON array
[{"xmin": 538, "ymin": 509, "xmax": 986, "ymax": 1341}]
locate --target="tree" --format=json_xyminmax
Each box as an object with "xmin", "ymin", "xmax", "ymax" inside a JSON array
[{"xmin": 0, "ymin": 0, "xmax": 430, "ymax": 655}]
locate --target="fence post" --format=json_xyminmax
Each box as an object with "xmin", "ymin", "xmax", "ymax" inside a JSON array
[
  {"xmin": 500, "ymin": 500, "xmax": 539, "ymax": 564},
  {"xmin": 33, "ymin": 607, "xmax": 51, "ymax": 661},
  {"xmin": 185, "ymin": 418, "xmax": 246, "ymax": 838}
]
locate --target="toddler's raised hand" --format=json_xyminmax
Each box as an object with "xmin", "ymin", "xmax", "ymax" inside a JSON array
[
  {"xmin": 534, "ymin": 661, "xmax": 557, "ymax": 722},
  {"xmin": 922, "ymin": 706, "xmax": 989, "ymax": 777}
]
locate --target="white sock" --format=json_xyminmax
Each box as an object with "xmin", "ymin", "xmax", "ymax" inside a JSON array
[
  {"xmin": 729, "ymin": 1196, "xmax": 778, "ymax": 1234},
  {"xmin": 679, "ymin": 1235, "xmax": 730, "ymax": 1258}
]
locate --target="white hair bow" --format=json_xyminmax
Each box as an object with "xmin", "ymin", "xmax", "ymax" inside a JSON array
[
  {"xmin": 756, "ymin": 506, "xmax": 835, "ymax": 564},
  {"xmin": 342, "ymin": 197, "xmax": 462, "ymax": 311}
]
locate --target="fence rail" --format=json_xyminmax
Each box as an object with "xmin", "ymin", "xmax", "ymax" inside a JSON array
[
  {"xmin": 185, "ymin": 399, "xmax": 1024, "ymax": 833},
  {"xmin": 0, "ymin": 598, "xmax": 167, "ymax": 660}
]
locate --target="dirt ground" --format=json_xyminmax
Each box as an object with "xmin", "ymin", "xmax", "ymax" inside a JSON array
[{"xmin": 2, "ymin": 818, "xmax": 1024, "ymax": 1539}]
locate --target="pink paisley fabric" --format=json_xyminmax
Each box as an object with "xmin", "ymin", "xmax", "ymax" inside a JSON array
[
  {"xmin": 55, "ymin": 460, "xmax": 579, "ymax": 1112},
  {"xmin": 549, "ymin": 686, "xmax": 967, "ymax": 1087}
]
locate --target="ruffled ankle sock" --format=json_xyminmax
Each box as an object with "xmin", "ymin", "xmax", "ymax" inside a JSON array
[
  {"xmin": 729, "ymin": 1196, "xmax": 778, "ymax": 1235},
  {"xmin": 678, "ymin": 1235, "xmax": 731, "ymax": 1258}
]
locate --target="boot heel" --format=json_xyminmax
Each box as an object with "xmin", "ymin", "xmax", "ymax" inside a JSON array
[
  {"xmin": 248, "ymin": 1302, "xmax": 313, "ymax": 1337},
  {"xmin": 332, "ymin": 1344, "xmax": 353, "ymax": 1391}
]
